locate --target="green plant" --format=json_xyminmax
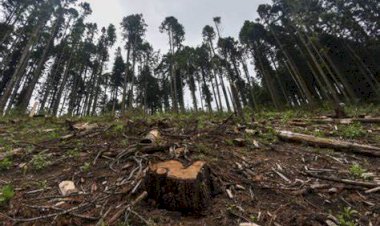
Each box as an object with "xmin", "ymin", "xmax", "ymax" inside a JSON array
[
  {"xmin": 35, "ymin": 180, "xmax": 48, "ymax": 189},
  {"xmin": 0, "ymin": 157, "xmax": 12, "ymax": 170},
  {"xmin": 31, "ymin": 154, "xmax": 51, "ymax": 170},
  {"xmin": 349, "ymin": 163, "xmax": 366, "ymax": 178},
  {"xmin": 337, "ymin": 207, "xmax": 358, "ymax": 226},
  {"xmin": 81, "ymin": 162, "xmax": 91, "ymax": 173},
  {"xmin": 66, "ymin": 148, "xmax": 80, "ymax": 158},
  {"xmin": 336, "ymin": 123, "xmax": 366, "ymax": 139},
  {"xmin": 112, "ymin": 124, "xmax": 124, "ymax": 134},
  {"xmin": 259, "ymin": 127, "xmax": 278, "ymax": 143},
  {"xmin": 0, "ymin": 184, "xmax": 15, "ymax": 205}
]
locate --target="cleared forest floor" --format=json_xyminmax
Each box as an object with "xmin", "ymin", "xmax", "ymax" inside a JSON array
[{"xmin": 0, "ymin": 106, "xmax": 379, "ymax": 226}]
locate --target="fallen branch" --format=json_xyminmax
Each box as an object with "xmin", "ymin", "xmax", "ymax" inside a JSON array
[
  {"xmin": 365, "ymin": 186, "xmax": 380, "ymax": 194},
  {"xmin": 107, "ymin": 191, "xmax": 148, "ymax": 225},
  {"xmin": 304, "ymin": 172, "xmax": 379, "ymax": 188},
  {"xmin": 312, "ymin": 118, "xmax": 380, "ymax": 124},
  {"xmin": 277, "ymin": 130, "xmax": 380, "ymax": 157},
  {"xmin": 10, "ymin": 202, "xmax": 92, "ymax": 222}
]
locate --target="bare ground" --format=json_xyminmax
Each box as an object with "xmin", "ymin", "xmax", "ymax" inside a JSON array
[{"xmin": 0, "ymin": 110, "xmax": 379, "ymax": 226}]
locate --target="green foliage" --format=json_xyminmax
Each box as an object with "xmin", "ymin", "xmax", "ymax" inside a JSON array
[
  {"xmin": 35, "ymin": 180, "xmax": 48, "ymax": 189},
  {"xmin": 112, "ymin": 124, "xmax": 124, "ymax": 134},
  {"xmin": 80, "ymin": 162, "xmax": 91, "ymax": 173},
  {"xmin": 66, "ymin": 148, "xmax": 80, "ymax": 158},
  {"xmin": 194, "ymin": 143, "xmax": 211, "ymax": 154},
  {"xmin": 336, "ymin": 123, "xmax": 366, "ymax": 139},
  {"xmin": 337, "ymin": 207, "xmax": 358, "ymax": 226},
  {"xmin": 31, "ymin": 154, "xmax": 51, "ymax": 170},
  {"xmin": 259, "ymin": 127, "xmax": 278, "ymax": 143},
  {"xmin": 312, "ymin": 129, "xmax": 325, "ymax": 138},
  {"xmin": 349, "ymin": 164, "xmax": 366, "ymax": 178},
  {"xmin": 0, "ymin": 157, "xmax": 12, "ymax": 171},
  {"xmin": 0, "ymin": 185, "xmax": 15, "ymax": 206}
]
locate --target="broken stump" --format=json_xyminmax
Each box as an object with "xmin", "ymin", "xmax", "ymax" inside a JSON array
[{"xmin": 145, "ymin": 160, "xmax": 213, "ymax": 212}]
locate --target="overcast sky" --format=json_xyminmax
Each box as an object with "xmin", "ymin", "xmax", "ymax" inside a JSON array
[{"xmin": 86, "ymin": 0, "xmax": 270, "ymax": 54}]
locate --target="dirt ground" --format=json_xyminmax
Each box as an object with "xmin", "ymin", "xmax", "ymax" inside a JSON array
[{"xmin": 0, "ymin": 109, "xmax": 379, "ymax": 226}]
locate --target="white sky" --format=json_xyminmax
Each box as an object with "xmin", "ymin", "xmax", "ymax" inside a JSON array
[{"xmin": 85, "ymin": 0, "xmax": 270, "ymax": 59}]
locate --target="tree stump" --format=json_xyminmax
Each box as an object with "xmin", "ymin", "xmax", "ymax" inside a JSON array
[{"xmin": 145, "ymin": 160, "xmax": 213, "ymax": 212}]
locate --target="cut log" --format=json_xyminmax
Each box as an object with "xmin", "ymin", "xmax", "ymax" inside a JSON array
[
  {"xmin": 144, "ymin": 160, "xmax": 214, "ymax": 212},
  {"xmin": 140, "ymin": 129, "xmax": 160, "ymax": 145},
  {"xmin": 312, "ymin": 118, "xmax": 380, "ymax": 124},
  {"xmin": 304, "ymin": 172, "xmax": 379, "ymax": 188},
  {"xmin": 277, "ymin": 131, "xmax": 380, "ymax": 157}
]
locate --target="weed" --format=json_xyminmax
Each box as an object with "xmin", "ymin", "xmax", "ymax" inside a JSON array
[
  {"xmin": 349, "ymin": 163, "xmax": 366, "ymax": 178},
  {"xmin": 194, "ymin": 143, "xmax": 211, "ymax": 155},
  {"xmin": 259, "ymin": 127, "xmax": 278, "ymax": 143},
  {"xmin": 36, "ymin": 180, "xmax": 48, "ymax": 189},
  {"xmin": 336, "ymin": 123, "xmax": 366, "ymax": 139},
  {"xmin": 312, "ymin": 129, "xmax": 325, "ymax": 138},
  {"xmin": 281, "ymin": 110, "xmax": 296, "ymax": 123},
  {"xmin": 0, "ymin": 184, "xmax": 15, "ymax": 206},
  {"xmin": 250, "ymin": 215, "xmax": 258, "ymax": 222},
  {"xmin": 81, "ymin": 162, "xmax": 91, "ymax": 173},
  {"xmin": 225, "ymin": 139, "xmax": 234, "ymax": 146},
  {"xmin": 0, "ymin": 157, "xmax": 12, "ymax": 170},
  {"xmin": 337, "ymin": 207, "xmax": 358, "ymax": 226},
  {"xmin": 31, "ymin": 154, "xmax": 51, "ymax": 170},
  {"xmin": 66, "ymin": 148, "xmax": 80, "ymax": 158}
]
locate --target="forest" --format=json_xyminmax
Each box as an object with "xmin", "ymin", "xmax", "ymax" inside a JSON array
[
  {"xmin": 0, "ymin": 0, "xmax": 379, "ymax": 225},
  {"xmin": 0, "ymin": 0, "xmax": 378, "ymax": 116}
]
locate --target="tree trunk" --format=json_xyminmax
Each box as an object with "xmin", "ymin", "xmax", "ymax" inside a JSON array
[
  {"xmin": 296, "ymin": 31, "xmax": 340, "ymax": 103},
  {"xmin": 52, "ymin": 56, "xmax": 73, "ymax": 116},
  {"xmin": 121, "ymin": 44, "xmax": 131, "ymax": 114},
  {"xmin": 269, "ymin": 27, "xmax": 316, "ymax": 105},
  {"xmin": 18, "ymin": 19, "xmax": 61, "ymax": 112},
  {"xmin": 0, "ymin": 19, "xmax": 45, "ymax": 112}
]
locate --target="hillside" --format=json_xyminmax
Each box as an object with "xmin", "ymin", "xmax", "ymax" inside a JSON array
[{"xmin": 0, "ymin": 106, "xmax": 379, "ymax": 225}]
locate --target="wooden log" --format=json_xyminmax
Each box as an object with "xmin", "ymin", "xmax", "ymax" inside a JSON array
[
  {"xmin": 144, "ymin": 160, "xmax": 213, "ymax": 212},
  {"xmin": 277, "ymin": 130, "xmax": 380, "ymax": 157},
  {"xmin": 140, "ymin": 129, "xmax": 160, "ymax": 145},
  {"xmin": 305, "ymin": 172, "xmax": 379, "ymax": 188},
  {"xmin": 312, "ymin": 118, "xmax": 380, "ymax": 124}
]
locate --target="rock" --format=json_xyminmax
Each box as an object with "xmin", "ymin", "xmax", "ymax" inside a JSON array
[{"xmin": 59, "ymin": 181, "xmax": 78, "ymax": 196}]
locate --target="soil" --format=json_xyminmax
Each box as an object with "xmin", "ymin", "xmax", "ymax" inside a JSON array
[{"xmin": 0, "ymin": 112, "xmax": 379, "ymax": 226}]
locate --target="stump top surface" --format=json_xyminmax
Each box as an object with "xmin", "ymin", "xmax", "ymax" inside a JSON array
[{"xmin": 150, "ymin": 160, "xmax": 206, "ymax": 180}]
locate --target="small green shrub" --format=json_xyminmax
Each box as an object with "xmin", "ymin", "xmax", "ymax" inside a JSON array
[
  {"xmin": 336, "ymin": 123, "xmax": 366, "ymax": 139},
  {"xmin": 31, "ymin": 154, "xmax": 51, "ymax": 170},
  {"xmin": 349, "ymin": 164, "xmax": 366, "ymax": 178},
  {"xmin": 0, "ymin": 184, "xmax": 15, "ymax": 206},
  {"xmin": 80, "ymin": 162, "xmax": 91, "ymax": 173},
  {"xmin": 0, "ymin": 157, "xmax": 12, "ymax": 170},
  {"xmin": 337, "ymin": 207, "xmax": 358, "ymax": 226}
]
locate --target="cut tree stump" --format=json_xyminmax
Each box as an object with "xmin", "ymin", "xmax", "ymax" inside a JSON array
[
  {"xmin": 277, "ymin": 130, "xmax": 380, "ymax": 157},
  {"xmin": 145, "ymin": 160, "xmax": 214, "ymax": 212}
]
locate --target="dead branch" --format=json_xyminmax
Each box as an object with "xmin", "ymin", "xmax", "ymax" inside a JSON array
[
  {"xmin": 304, "ymin": 172, "xmax": 379, "ymax": 188},
  {"xmin": 277, "ymin": 130, "xmax": 380, "ymax": 157},
  {"xmin": 107, "ymin": 191, "xmax": 148, "ymax": 225}
]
